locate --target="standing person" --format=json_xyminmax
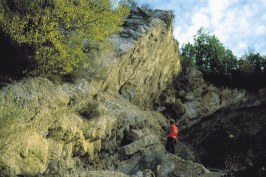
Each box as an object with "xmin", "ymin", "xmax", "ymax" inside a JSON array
[{"xmin": 165, "ymin": 119, "xmax": 178, "ymax": 155}]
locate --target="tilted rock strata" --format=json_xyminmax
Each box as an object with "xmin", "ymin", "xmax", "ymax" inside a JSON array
[
  {"xmin": 84, "ymin": 8, "xmax": 180, "ymax": 108},
  {"xmin": 158, "ymin": 69, "xmax": 266, "ymax": 129},
  {"xmin": 0, "ymin": 8, "xmax": 225, "ymax": 177},
  {"xmin": 0, "ymin": 8, "xmax": 182, "ymax": 176}
]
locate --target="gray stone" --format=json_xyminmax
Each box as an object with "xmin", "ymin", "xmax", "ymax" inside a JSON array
[
  {"xmin": 123, "ymin": 135, "xmax": 160, "ymax": 155},
  {"xmin": 157, "ymin": 154, "xmax": 223, "ymax": 177},
  {"xmin": 158, "ymin": 68, "xmax": 266, "ymax": 129},
  {"xmin": 81, "ymin": 171, "xmax": 130, "ymax": 177},
  {"xmin": 127, "ymin": 129, "xmax": 144, "ymax": 141},
  {"xmin": 143, "ymin": 169, "xmax": 155, "ymax": 177},
  {"xmin": 0, "ymin": 6, "xmax": 248, "ymax": 177}
]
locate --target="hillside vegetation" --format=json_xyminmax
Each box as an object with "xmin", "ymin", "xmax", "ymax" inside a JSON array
[
  {"xmin": 0, "ymin": 0, "xmax": 129, "ymax": 76},
  {"xmin": 180, "ymin": 28, "xmax": 266, "ymax": 90}
]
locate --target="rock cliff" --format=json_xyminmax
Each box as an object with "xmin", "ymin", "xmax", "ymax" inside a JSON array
[
  {"xmin": 84, "ymin": 8, "xmax": 180, "ymax": 108},
  {"xmin": 0, "ymin": 8, "xmax": 220, "ymax": 177},
  {"xmin": 3, "ymin": 6, "xmax": 264, "ymax": 177},
  {"xmin": 157, "ymin": 68, "xmax": 266, "ymax": 129},
  {"xmin": 158, "ymin": 68, "xmax": 266, "ymax": 177}
]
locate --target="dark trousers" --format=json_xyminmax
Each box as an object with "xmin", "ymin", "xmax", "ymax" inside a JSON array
[{"xmin": 165, "ymin": 137, "xmax": 176, "ymax": 155}]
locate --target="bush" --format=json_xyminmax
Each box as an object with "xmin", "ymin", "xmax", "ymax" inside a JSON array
[
  {"xmin": 79, "ymin": 100, "xmax": 100, "ymax": 119},
  {"xmin": 0, "ymin": 0, "xmax": 129, "ymax": 75}
]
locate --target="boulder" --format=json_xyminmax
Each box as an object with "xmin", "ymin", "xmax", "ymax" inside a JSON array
[
  {"xmin": 157, "ymin": 154, "xmax": 223, "ymax": 177},
  {"xmin": 123, "ymin": 135, "xmax": 160, "ymax": 155}
]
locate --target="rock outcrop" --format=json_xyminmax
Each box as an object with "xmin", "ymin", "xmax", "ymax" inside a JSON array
[
  {"xmin": 0, "ymin": 7, "xmax": 220, "ymax": 177},
  {"xmin": 83, "ymin": 8, "xmax": 180, "ymax": 108},
  {"xmin": 157, "ymin": 68, "xmax": 266, "ymax": 129},
  {"xmin": 181, "ymin": 102, "xmax": 266, "ymax": 177},
  {"xmin": 158, "ymin": 68, "xmax": 266, "ymax": 176},
  {"xmin": 157, "ymin": 154, "xmax": 223, "ymax": 177}
]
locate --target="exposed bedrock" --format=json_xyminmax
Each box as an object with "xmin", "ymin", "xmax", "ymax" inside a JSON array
[{"xmin": 158, "ymin": 68, "xmax": 266, "ymax": 176}]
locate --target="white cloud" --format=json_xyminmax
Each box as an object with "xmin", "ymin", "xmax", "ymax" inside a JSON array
[
  {"xmin": 234, "ymin": 41, "xmax": 248, "ymax": 55},
  {"xmin": 191, "ymin": 11, "xmax": 210, "ymax": 28},
  {"xmin": 263, "ymin": 14, "xmax": 266, "ymax": 20},
  {"xmin": 259, "ymin": 0, "xmax": 266, "ymax": 7},
  {"xmin": 208, "ymin": 0, "xmax": 230, "ymax": 26},
  {"xmin": 136, "ymin": 0, "xmax": 266, "ymax": 56},
  {"xmin": 255, "ymin": 25, "xmax": 266, "ymax": 35}
]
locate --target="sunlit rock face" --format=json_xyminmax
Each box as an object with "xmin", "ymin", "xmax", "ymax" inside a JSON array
[
  {"xmin": 85, "ymin": 8, "xmax": 180, "ymax": 109},
  {"xmin": 2, "ymin": 5, "xmax": 264, "ymax": 177},
  {"xmin": 0, "ymin": 7, "xmax": 185, "ymax": 177}
]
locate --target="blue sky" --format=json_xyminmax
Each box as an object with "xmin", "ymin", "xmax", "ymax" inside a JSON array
[{"xmin": 135, "ymin": 0, "xmax": 266, "ymax": 57}]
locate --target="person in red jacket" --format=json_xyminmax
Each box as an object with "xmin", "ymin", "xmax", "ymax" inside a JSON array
[{"xmin": 165, "ymin": 119, "xmax": 178, "ymax": 154}]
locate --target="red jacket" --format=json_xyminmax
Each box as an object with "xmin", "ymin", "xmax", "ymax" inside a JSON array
[{"xmin": 167, "ymin": 124, "xmax": 178, "ymax": 139}]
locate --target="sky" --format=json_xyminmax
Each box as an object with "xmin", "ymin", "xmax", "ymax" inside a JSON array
[{"xmin": 135, "ymin": 0, "xmax": 266, "ymax": 57}]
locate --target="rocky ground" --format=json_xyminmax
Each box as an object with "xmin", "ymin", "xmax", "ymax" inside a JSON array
[
  {"xmin": 0, "ymin": 7, "xmax": 265, "ymax": 177},
  {"xmin": 0, "ymin": 7, "xmax": 222, "ymax": 177}
]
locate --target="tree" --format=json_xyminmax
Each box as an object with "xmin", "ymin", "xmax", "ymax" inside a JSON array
[
  {"xmin": 222, "ymin": 49, "xmax": 238, "ymax": 75},
  {"xmin": 194, "ymin": 28, "xmax": 225, "ymax": 73},
  {"xmin": 263, "ymin": 55, "xmax": 266, "ymax": 73},
  {"xmin": 180, "ymin": 42, "xmax": 195, "ymax": 69},
  {"xmin": 0, "ymin": 0, "xmax": 130, "ymax": 75},
  {"xmin": 180, "ymin": 28, "xmax": 238, "ymax": 75},
  {"xmin": 238, "ymin": 50, "xmax": 265, "ymax": 73},
  {"xmin": 180, "ymin": 28, "xmax": 266, "ymax": 90}
]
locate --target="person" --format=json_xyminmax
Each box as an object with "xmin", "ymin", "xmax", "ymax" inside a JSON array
[{"xmin": 165, "ymin": 119, "xmax": 178, "ymax": 155}]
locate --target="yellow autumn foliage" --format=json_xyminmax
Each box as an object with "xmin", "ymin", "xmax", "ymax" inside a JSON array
[{"xmin": 0, "ymin": 0, "xmax": 129, "ymax": 74}]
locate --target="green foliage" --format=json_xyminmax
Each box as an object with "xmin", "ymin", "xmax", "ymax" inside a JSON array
[
  {"xmin": 0, "ymin": 0, "xmax": 130, "ymax": 75},
  {"xmin": 180, "ymin": 28, "xmax": 238, "ymax": 75},
  {"xmin": 239, "ymin": 51, "xmax": 266, "ymax": 73},
  {"xmin": 222, "ymin": 49, "xmax": 238, "ymax": 74},
  {"xmin": 180, "ymin": 28, "xmax": 266, "ymax": 90},
  {"xmin": 180, "ymin": 42, "xmax": 195, "ymax": 69}
]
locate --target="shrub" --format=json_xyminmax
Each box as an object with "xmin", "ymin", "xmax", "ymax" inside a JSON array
[
  {"xmin": 0, "ymin": 0, "xmax": 129, "ymax": 75},
  {"xmin": 79, "ymin": 100, "xmax": 100, "ymax": 119}
]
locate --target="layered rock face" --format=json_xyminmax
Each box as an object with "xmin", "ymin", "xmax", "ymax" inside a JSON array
[
  {"xmin": 157, "ymin": 69, "xmax": 266, "ymax": 129},
  {"xmin": 0, "ymin": 8, "xmax": 220, "ymax": 177},
  {"xmin": 182, "ymin": 102, "xmax": 266, "ymax": 177},
  {"xmin": 84, "ymin": 8, "xmax": 180, "ymax": 108},
  {"xmin": 158, "ymin": 68, "xmax": 266, "ymax": 176}
]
